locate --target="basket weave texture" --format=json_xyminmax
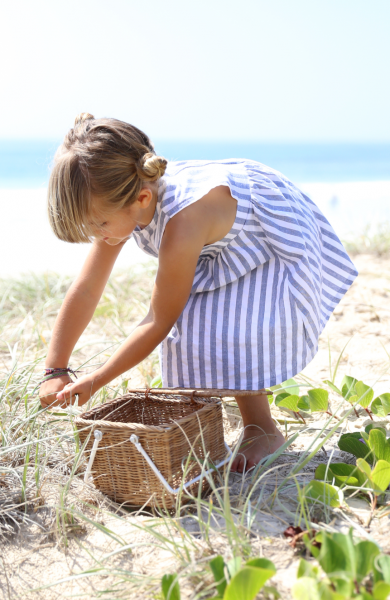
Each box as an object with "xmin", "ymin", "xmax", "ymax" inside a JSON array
[{"xmin": 75, "ymin": 390, "xmax": 226, "ymax": 507}]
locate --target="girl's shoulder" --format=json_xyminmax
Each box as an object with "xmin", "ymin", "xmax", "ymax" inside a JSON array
[
  {"xmin": 158, "ymin": 158, "xmax": 293, "ymax": 210},
  {"xmin": 158, "ymin": 159, "xmax": 252, "ymax": 217},
  {"xmin": 163, "ymin": 158, "xmax": 290, "ymax": 188},
  {"xmin": 165, "ymin": 158, "xmax": 248, "ymax": 176}
]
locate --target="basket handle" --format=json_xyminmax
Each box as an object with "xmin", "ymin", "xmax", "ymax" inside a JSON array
[
  {"xmin": 84, "ymin": 430, "xmax": 103, "ymax": 482},
  {"xmin": 129, "ymin": 434, "xmax": 232, "ymax": 495}
]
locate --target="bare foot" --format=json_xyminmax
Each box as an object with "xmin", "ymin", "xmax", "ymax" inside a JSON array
[
  {"xmin": 229, "ymin": 391, "xmax": 285, "ymax": 473},
  {"xmin": 230, "ymin": 425, "xmax": 285, "ymax": 473}
]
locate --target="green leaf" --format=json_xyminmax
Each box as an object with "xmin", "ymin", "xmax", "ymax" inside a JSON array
[
  {"xmin": 355, "ymin": 381, "xmax": 374, "ymax": 408},
  {"xmin": 150, "ymin": 374, "xmax": 163, "ymax": 388},
  {"xmin": 275, "ymin": 394, "xmax": 300, "ymax": 412},
  {"xmin": 371, "ymin": 461, "xmax": 390, "ymax": 492},
  {"xmin": 292, "ymin": 578, "xmax": 321, "ymax": 600},
  {"xmin": 338, "ymin": 433, "xmax": 374, "ymax": 464},
  {"xmin": 356, "ymin": 459, "xmax": 390, "ymax": 493},
  {"xmin": 297, "ymin": 558, "xmax": 318, "ymax": 579},
  {"xmin": 210, "ymin": 556, "xmax": 227, "ymax": 597},
  {"xmin": 245, "ymin": 558, "xmax": 276, "ymax": 573},
  {"xmin": 161, "ymin": 574, "xmax": 181, "ymax": 600},
  {"xmin": 312, "ymin": 466, "xmax": 331, "ymax": 483},
  {"xmin": 281, "ymin": 377, "xmax": 300, "ymax": 396},
  {"xmin": 315, "ymin": 463, "xmax": 359, "ymax": 487},
  {"xmin": 324, "ymin": 463, "xmax": 358, "ymax": 482},
  {"xmin": 346, "ymin": 394, "xmax": 358, "ymax": 405},
  {"xmin": 223, "ymin": 566, "xmax": 274, "ymax": 600},
  {"xmin": 341, "ymin": 376, "xmax": 358, "ymax": 399},
  {"xmin": 226, "ymin": 557, "xmax": 242, "ymax": 579},
  {"xmin": 320, "ymin": 530, "xmax": 353, "ymax": 579},
  {"xmin": 304, "ymin": 480, "xmax": 342, "ymax": 507},
  {"xmin": 331, "ymin": 576, "xmax": 354, "ymax": 597},
  {"xmin": 302, "ymin": 533, "xmax": 321, "ymax": 559},
  {"xmin": 296, "ymin": 391, "xmax": 329, "ymax": 413},
  {"xmin": 307, "ymin": 388, "xmax": 329, "ymax": 412},
  {"xmin": 324, "ymin": 379, "xmax": 343, "ymax": 396},
  {"xmin": 273, "ymin": 391, "xmax": 289, "ymax": 403},
  {"xmin": 374, "ymin": 554, "xmax": 390, "ymax": 584},
  {"xmin": 303, "ymin": 531, "xmax": 377, "ymax": 594},
  {"xmin": 373, "ymin": 581, "xmax": 390, "ymax": 600},
  {"xmin": 316, "ymin": 530, "xmax": 378, "ymax": 589},
  {"xmin": 354, "ymin": 467, "xmax": 371, "ymax": 489},
  {"xmin": 371, "ymin": 394, "xmax": 390, "ymax": 417},
  {"xmin": 357, "ymin": 457, "xmax": 372, "ymax": 477},
  {"xmin": 315, "ymin": 463, "xmax": 334, "ymax": 482},
  {"xmin": 355, "ymin": 541, "xmax": 380, "ymax": 581},
  {"xmin": 330, "ymin": 589, "xmax": 350, "ymax": 598},
  {"xmin": 368, "ymin": 429, "xmax": 390, "ymax": 463},
  {"xmin": 298, "ymin": 395, "xmax": 311, "ymax": 412},
  {"xmin": 292, "ymin": 578, "xmax": 341, "ymax": 600},
  {"xmin": 358, "ymin": 591, "xmax": 376, "ymax": 600},
  {"xmin": 366, "ymin": 423, "xmax": 387, "ymax": 435}
]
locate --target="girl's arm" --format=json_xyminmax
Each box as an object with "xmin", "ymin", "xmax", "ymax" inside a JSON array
[
  {"xmin": 39, "ymin": 239, "xmax": 126, "ymax": 407},
  {"xmin": 56, "ymin": 208, "xmax": 210, "ymax": 406}
]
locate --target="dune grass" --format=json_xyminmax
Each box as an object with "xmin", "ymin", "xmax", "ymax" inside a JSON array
[
  {"xmin": 1, "ymin": 264, "xmax": 390, "ymax": 599},
  {"xmin": 344, "ymin": 221, "xmax": 390, "ymax": 256}
]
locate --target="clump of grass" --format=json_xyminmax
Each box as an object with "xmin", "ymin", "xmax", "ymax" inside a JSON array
[
  {"xmin": 344, "ymin": 222, "xmax": 390, "ymax": 256},
  {"xmin": 0, "ymin": 261, "xmax": 159, "ymax": 380},
  {"xmin": 0, "ymin": 264, "xmax": 159, "ymax": 541}
]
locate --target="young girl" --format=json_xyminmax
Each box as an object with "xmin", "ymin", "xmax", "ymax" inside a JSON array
[{"xmin": 40, "ymin": 113, "xmax": 358, "ymax": 473}]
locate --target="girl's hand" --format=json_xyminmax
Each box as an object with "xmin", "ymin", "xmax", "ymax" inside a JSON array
[
  {"xmin": 39, "ymin": 375, "xmax": 73, "ymax": 408},
  {"xmin": 55, "ymin": 373, "xmax": 102, "ymax": 407}
]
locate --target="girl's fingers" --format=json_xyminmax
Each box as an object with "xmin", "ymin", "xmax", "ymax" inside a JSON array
[
  {"xmin": 52, "ymin": 377, "xmax": 93, "ymax": 405},
  {"xmin": 56, "ymin": 385, "xmax": 77, "ymax": 400}
]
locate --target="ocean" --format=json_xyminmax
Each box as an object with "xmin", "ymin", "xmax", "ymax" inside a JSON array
[
  {"xmin": 1, "ymin": 140, "xmax": 389, "ymax": 276},
  {"xmin": 1, "ymin": 140, "xmax": 390, "ymax": 188}
]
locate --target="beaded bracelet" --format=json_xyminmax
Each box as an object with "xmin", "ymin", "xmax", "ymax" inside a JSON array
[{"xmin": 34, "ymin": 367, "xmax": 78, "ymax": 395}]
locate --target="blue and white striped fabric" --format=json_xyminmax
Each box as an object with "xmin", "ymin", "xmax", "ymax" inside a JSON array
[{"xmin": 132, "ymin": 159, "xmax": 358, "ymax": 391}]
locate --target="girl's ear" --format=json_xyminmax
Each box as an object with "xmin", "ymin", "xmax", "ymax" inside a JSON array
[{"xmin": 136, "ymin": 187, "xmax": 153, "ymax": 208}]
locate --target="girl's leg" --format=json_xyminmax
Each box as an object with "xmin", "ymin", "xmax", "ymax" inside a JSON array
[{"xmin": 230, "ymin": 392, "xmax": 285, "ymax": 473}]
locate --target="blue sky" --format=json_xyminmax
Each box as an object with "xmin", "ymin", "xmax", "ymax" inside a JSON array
[{"xmin": 1, "ymin": 0, "xmax": 389, "ymax": 142}]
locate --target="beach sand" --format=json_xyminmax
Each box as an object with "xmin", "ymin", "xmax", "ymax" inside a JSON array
[
  {"xmin": 1, "ymin": 253, "xmax": 390, "ymax": 599},
  {"xmin": 0, "ymin": 189, "xmax": 151, "ymax": 277}
]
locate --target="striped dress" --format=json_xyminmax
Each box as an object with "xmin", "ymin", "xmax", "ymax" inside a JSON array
[{"xmin": 132, "ymin": 159, "xmax": 358, "ymax": 391}]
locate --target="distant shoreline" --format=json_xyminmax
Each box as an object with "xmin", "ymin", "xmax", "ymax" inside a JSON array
[{"xmin": 1, "ymin": 140, "xmax": 390, "ymax": 188}]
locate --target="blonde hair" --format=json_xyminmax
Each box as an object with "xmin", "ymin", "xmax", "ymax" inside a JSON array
[{"xmin": 48, "ymin": 113, "xmax": 168, "ymax": 243}]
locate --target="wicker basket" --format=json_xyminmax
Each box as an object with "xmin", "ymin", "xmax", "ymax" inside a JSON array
[{"xmin": 75, "ymin": 388, "xmax": 232, "ymax": 508}]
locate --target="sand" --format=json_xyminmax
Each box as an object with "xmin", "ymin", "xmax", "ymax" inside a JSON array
[{"xmin": 1, "ymin": 253, "xmax": 390, "ymax": 599}]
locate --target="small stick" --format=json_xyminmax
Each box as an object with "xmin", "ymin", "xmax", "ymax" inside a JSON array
[
  {"xmin": 364, "ymin": 407, "xmax": 373, "ymax": 421},
  {"xmin": 326, "ymin": 410, "xmax": 340, "ymax": 421},
  {"xmin": 293, "ymin": 411, "xmax": 306, "ymax": 424}
]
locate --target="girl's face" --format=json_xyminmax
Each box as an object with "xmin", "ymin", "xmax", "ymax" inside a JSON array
[
  {"xmin": 91, "ymin": 205, "xmax": 139, "ymax": 245},
  {"xmin": 90, "ymin": 186, "xmax": 156, "ymax": 245}
]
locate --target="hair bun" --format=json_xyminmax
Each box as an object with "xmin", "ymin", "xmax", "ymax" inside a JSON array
[
  {"xmin": 138, "ymin": 152, "xmax": 168, "ymax": 181},
  {"xmin": 74, "ymin": 112, "xmax": 95, "ymax": 127}
]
